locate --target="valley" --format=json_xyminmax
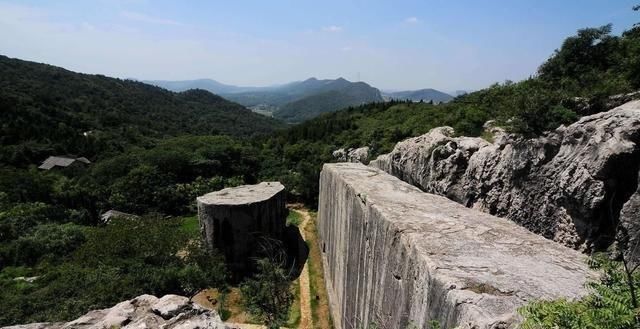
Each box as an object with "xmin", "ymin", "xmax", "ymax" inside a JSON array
[
  {"xmin": 147, "ymin": 77, "xmax": 455, "ymax": 123},
  {"xmin": 1, "ymin": 4, "xmax": 640, "ymax": 329}
]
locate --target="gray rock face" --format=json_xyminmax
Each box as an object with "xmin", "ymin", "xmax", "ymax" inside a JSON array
[
  {"xmin": 2, "ymin": 294, "xmax": 225, "ymax": 329},
  {"xmin": 333, "ymin": 147, "xmax": 371, "ymax": 164},
  {"xmin": 619, "ymin": 168, "xmax": 640, "ymax": 263},
  {"xmin": 371, "ymin": 100, "xmax": 640, "ymax": 252},
  {"xmin": 197, "ymin": 182, "xmax": 287, "ymax": 275},
  {"xmin": 318, "ymin": 163, "xmax": 595, "ymax": 329}
]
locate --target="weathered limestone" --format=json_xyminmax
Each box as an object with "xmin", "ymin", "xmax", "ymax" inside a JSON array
[
  {"xmin": 197, "ymin": 182, "xmax": 286, "ymax": 275},
  {"xmin": 333, "ymin": 147, "xmax": 371, "ymax": 164},
  {"xmin": 371, "ymin": 100, "xmax": 640, "ymax": 253},
  {"xmin": 619, "ymin": 168, "xmax": 640, "ymax": 263},
  {"xmin": 1, "ymin": 294, "xmax": 225, "ymax": 329},
  {"xmin": 318, "ymin": 163, "xmax": 595, "ymax": 329}
]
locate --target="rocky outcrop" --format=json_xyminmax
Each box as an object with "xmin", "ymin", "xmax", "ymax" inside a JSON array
[
  {"xmin": 371, "ymin": 100, "xmax": 640, "ymax": 252},
  {"xmin": 2, "ymin": 294, "xmax": 225, "ymax": 329},
  {"xmin": 197, "ymin": 182, "xmax": 286, "ymax": 276},
  {"xmin": 318, "ymin": 163, "xmax": 594, "ymax": 329},
  {"xmin": 619, "ymin": 168, "xmax": 640, "ymax": 263},
  {"xmin": 569, "ymin": 90, "xmax": 640, "ymax": 115},
  {"xmin": 333, "ymin": 147, "xmax": 370, "ymax": 164}
]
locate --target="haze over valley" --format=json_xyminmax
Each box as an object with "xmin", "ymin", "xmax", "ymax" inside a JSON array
[{"xmin": 145, "ymin": 77, "xmax": 454, "ymax": 122}]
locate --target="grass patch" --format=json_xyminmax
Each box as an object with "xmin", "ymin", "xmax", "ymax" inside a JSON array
[
  {"xmin": 179, "ymin": 215, "xmax": 200, "ymax": 235},
  {"xmin": 286, "ymin": 210, "xmax": 303, "ymax": 226},
  {"xmin": 480, "ymin": 130, "xmax": 495, "ymax": 143},
  {"xmin": 305, "ymin": 210, "xmax": 334, "ymax": 329},
  {"xmin": 287, "ymin": 278, "xmax": 302, "ymax": 328}
]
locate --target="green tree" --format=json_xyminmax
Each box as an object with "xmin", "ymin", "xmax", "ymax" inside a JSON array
[{"xmin": 240, "ymin": 241, "xmax": 294, "ymax": 329}]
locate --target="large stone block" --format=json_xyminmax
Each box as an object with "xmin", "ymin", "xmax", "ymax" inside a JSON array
[
  {"xmin": 318, "ymin": 163, "xmax": 595, "ymax": 329},
  {"xmin": 197, "ymin": 182, "xmax": 286, "ymax": 275}
]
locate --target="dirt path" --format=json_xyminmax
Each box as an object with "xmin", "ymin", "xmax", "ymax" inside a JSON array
[{"xmin": 295, "ymin": 208, "xmax": 314, "ymax": 329}]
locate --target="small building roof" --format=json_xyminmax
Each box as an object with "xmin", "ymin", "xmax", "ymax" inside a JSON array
[{"xmin": 38, "ymin": 156, "xmax": 91, "ymax": 170}]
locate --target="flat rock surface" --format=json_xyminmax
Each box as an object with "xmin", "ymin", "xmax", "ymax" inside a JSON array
[
  {"xmin": 318, "ymin": 163, "xmax": 596, "ymax": 329},
  {"xmin": 197, "ymin": 182, "xmax": 284, "ymax": 206}
]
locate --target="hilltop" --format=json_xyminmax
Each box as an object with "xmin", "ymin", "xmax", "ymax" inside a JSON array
[
  {"xmin": 148, "ymin": 77, "xmax": 384, "ymax": 123},
  {"xmin": 382, "ymin": 88, "xmax": 454, "ymax": 103},
  {"xmin": 0, "ymin": 55, "xmax": 284, "ymax": 166}
]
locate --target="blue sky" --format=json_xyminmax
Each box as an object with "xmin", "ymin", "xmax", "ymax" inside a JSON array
[{"xmin": 0, "ymin": 1, "xmax": 638, "ymax": 91}]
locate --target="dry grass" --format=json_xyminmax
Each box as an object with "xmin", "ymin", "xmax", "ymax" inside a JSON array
[
  {"xmin": 304, "ymin": 210, "xmax": 334, "ymax": 329},
  {"xmin": 193, "ymin": 288, "xmax": 257, "ymax": 324}
]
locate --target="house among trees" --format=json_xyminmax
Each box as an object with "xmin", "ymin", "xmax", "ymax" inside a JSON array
[{"xmin": 38, "ymin": 156, "xmax": 91, "ymax": 170}]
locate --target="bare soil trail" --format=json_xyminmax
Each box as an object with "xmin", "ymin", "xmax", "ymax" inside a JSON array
[{"xmin": 293, "ymin": 207, "xmax": 313, "ymax": 329}]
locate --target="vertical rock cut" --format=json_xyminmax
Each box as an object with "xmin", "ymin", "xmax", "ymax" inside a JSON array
[{"xmin": 318, "ymin": 163, "xmax": 594, "ymax": 329}]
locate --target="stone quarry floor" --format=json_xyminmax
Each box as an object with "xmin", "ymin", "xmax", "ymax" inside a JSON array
[
  {"xmin": 295, "ymin": 207, "xmax": 313, "ymax": 329},
  {"xmin": 292, "ymin": 206, "xmax": 334, "ymax": 329},
  {"xmin": 193, "ymin": 205, "xmax": 331, "ymax": 329}
]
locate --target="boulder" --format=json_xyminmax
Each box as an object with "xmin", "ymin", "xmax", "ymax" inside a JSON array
[
  {"xmin": 151, "ymin": 295, "xmax": 190, "ymax": 320},
  {"xmin": 318, "ymin": 163, "xmax": 595, "ymax": 329},
  {"xmin": 1, "ymin": 295, "xmax": 224, "ymax": 329},
  {"xmin": 371, "ymin": 100, "xmax": 640, "ymax": 253}
]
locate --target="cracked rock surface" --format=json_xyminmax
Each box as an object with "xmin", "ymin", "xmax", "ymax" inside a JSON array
[
  {"xmin": 2, "ymin": 295, "xmax": 226, "ymax": 329},
  {"xmin": 371, "ymin": 100, "xmax": 640, "ymax": 253},
  {"xmin": 318, "ymin": 163, "xmax": 595, "ymax": 329}
]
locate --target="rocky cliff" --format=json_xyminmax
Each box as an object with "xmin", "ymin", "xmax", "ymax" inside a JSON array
[
  {"xmin": 318, "ymin": 163, "xmax": 594, "ymax": 329},
  {"xmin": 371, "ymin": 100, "xmax": 640, "ymax": 253},
  {"xmin": 2, "ymin": 295, "xmax": 227, "ymax": 329}
]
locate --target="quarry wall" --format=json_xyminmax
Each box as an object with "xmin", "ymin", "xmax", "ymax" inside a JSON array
[{"xmin": 318, "ymin": 163, "xmax": 594, "ymax": 329}]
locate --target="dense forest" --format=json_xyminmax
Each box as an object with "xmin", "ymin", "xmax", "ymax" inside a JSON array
[
  {"xmin": 1, "ymin": 12, "xmax": 639, "ymax": 325},
  {"xmin": 0, "ymin": 55, "xmax": 284, "ymax": 167}
]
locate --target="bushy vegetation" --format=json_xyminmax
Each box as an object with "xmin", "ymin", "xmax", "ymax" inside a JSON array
[
  {"xmin": 0, "ymin": 217, "xmax": 226, "ymax": 325},
  {"xmin": 520, "ymin": 255, "xmax": 640, "ymax": 329},
  {"xmin": 0, "ymin": 55, "xmax": 284, "ymax": 167},
  {"xmin": 241, "ymin": 257, "xmax": 294, "ymax": 328}
]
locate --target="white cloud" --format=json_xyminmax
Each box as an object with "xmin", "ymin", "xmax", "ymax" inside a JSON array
[
  {"xmin": 404, "ymin": 17, "xmax": 419, "ymax": 24},
  {"xmin": 341, "ymin": 46, "xmax": 352, "ymax": 52},
  {"xmin": 120, "ymin": 11, "xmax": 182, "ymax": 26},
  {"xmin": 322, "ymin": 25, "xmax": 342, "ymax": 32}
]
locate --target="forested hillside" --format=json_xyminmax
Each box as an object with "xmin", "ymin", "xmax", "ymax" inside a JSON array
[
  {"xmin": 382, "ymin": 88, "xmax": 453, "ymax": 103},
  {"xmin": 0, "ymin": 55, "xmax": 284, "ymax": 167},
  {"xmin": 273, "ymin": 82, "xmax": 383, "ymax": 122},
  {"xmin": 0, "ymin": 17, "xmax": 639, "ymax": 326},
  {"xmin": 222, "ymin": 77, "xmax": 384, "ymax": 122}
]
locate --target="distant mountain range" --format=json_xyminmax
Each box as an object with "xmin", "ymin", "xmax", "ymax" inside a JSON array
[
  {"xmin": 144, "ymin": 79, "xmax": 269, "ymax": 94},
  {"xmin": 144, "ymin": 78, "xmax": 455, "ymax": 123},
  {"xmin": 381, "ymin": 89, "xmax": 454, "ymax": 103}
]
